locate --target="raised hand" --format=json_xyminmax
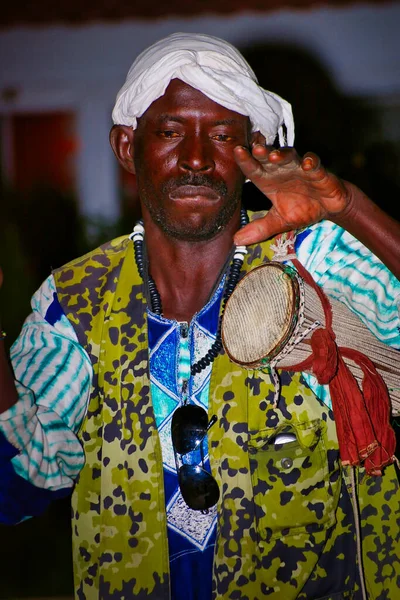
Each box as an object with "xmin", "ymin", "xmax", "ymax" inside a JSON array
[{"xmin": 233, "ymin": 144, "xmax": 350, "ymax": 245}]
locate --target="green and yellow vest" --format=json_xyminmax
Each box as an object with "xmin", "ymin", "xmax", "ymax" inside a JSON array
[{"xmin": 54, "ymin": 231, "xmax": 399, "ymax": 600}]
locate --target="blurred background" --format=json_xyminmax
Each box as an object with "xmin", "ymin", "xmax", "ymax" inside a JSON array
[{"xmin": 0, "ymin": 0, "xmax": 399, "ymax": 597}]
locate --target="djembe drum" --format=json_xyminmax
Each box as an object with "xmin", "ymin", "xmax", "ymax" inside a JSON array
[{"xmin": 221, "ymin": 261, "xmax": 400, "ymax": 416}]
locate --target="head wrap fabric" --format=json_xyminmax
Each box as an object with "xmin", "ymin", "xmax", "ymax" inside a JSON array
[{"xmin": 112, "ymin": 32, "xmax": 294, "ymax": 147}]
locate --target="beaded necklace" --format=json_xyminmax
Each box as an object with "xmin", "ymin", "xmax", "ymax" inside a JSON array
[{"xmin": 131, "ymin": 208, "xmax": 248, "ymax": 376}]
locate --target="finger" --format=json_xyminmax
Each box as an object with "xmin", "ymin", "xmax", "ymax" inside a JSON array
[
  {"xmin": 234, "ymin": 146, "xmax": 266, "ymax": 180},
  {"xmin": 301, "ymin": 152, "xmax": 321, "ymax": 172},
  {"xmin": 251, "ymin": 145, "xmax": 299, "ymax": 167},
  {"xmin": 268, "ymin": 147, "xmax": 300, "ymax": 166},
  {"xmin": 234, "ymin": 145, "xmax": 299, "ymax": 182},
  {"xmin": 250, "ymin": 144, "xmax": 274, "ymax": 163},
  {"xmin": 233, "ymin": 210, "xmax": 289, "ymax": 246}
]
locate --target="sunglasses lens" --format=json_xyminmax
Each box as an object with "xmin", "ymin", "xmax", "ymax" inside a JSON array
[
  {"xmin": 171, "ymin": 404, "xmax": 220, "ymax": 510},
  {"xmin": 171, "ymin": 404, "xmax": 208, "ymax": 454},
  {"xmin": 178, "ymin": 464, "xmax": 220, "ymax": 511}
]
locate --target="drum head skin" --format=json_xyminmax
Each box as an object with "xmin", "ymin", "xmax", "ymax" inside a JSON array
[{"xmin": 222, "ymin": 263, "xmax": 300, "ymax": 367}]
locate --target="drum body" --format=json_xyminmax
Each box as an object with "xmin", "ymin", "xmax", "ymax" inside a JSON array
[{"xmin": 221, "ymin": 262, "xmax": 400, "ymax": 415}]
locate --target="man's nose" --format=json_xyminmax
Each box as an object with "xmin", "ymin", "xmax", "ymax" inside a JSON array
[{"xmin": 178, "ymin": 134, "xmax": 215, "ymax": 173}]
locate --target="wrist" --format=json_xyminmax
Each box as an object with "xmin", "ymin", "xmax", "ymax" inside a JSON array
[{"xmin": 328, "ymin": 180, "xmax": 360, "ymax": 228}]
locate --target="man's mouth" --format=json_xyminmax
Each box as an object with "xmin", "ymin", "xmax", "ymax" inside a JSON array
[{"xmin": 169, "ymin": 185, "xmax": 220, "ymax": 201}]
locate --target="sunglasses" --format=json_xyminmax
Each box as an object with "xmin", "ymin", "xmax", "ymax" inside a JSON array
[{"xmin": 171, "ymin": 404, "xmax": 220, "ymax": 512}]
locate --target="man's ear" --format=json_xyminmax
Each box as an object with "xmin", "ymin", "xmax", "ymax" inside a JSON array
[
  {"xmin": 109, "ymin": 125, "xmax": 136, "ymax": 174},
  {"xmin": 250, "ymin": 130, "xmax": 267, "ymax": 149}
]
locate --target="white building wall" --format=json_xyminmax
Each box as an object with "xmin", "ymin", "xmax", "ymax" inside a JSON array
[{"xmin": 0, "ymin": 3, "xmax": 399, "ymax": 223}]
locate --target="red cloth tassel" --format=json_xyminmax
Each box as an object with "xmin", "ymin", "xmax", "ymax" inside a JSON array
[
  {"xmin": 286, "ymin": 256, "xmax": 396, "ymax": 476},
  {"xmin": 340, "ymin": 347, "xmax": 396, "ymax": 475}
]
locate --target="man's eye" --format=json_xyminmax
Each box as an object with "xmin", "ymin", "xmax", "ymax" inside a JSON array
[
  {"xmin": 159, "ymin": 130, "xmax": 180, "ymax": 138},
  {"xmin": 212, "ymin": 134, "xmax": 233, "ymax": 142}
]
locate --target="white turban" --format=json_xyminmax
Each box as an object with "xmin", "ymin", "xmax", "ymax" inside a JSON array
[{"xmin": 112, "ymin": 32, "xmax": 294, "ymax": 147}]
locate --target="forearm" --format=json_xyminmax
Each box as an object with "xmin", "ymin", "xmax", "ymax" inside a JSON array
[
  {"xmin": 0, "ymin": 335, "xmax": 19, "ymax": 413},
  {"xmin": 331, "ymin": 182, "xmax": 400, "ymax": 279}
]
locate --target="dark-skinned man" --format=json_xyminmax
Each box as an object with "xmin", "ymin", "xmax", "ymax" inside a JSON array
[{"xmin": 1, "ymin": 33, "xmax": 399, "ymax": 600}]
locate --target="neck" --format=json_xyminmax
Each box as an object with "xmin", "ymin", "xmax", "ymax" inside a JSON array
[{"xmin": 140, "ymin": 208, "xmax": 242, "ymax": 322}]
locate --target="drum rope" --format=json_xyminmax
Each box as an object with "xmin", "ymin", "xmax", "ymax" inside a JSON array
[{"xmin": 270, "ymin": 236, "xmax": 298, "ymax": 263}]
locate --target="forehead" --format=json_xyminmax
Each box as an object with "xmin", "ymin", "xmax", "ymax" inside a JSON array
[{"xmin": 138, "ymin": 78, "xmax": 250, "ymax": 127}]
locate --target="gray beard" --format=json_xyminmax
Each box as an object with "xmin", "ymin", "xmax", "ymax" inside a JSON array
[{"xmin": 139, "ymin": 174, "xmax": 243, "ymax": 242}]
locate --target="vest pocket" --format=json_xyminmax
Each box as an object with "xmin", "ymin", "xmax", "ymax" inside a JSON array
[{"xmin": 248, "ymin": 419, "xmax": 336, "ymax": 542}]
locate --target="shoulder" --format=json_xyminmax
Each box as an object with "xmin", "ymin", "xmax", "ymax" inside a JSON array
[
  {"xmin": 295, "ymin": 220, "xmax": 400, "ymax": 289},
  {"xmin": 52, "ymin": 235, "xmax": 133, "ymax": 318},
  {"xmin": 294, "ymin": 220, "xmax": 400, "ymax": 347},
  {"xmin": 53, "ymin": 235, "xmax": 131, "ymax": 276},
  {"xmin": 27, "ymin": 274, "xmax": 79, "ymax": 339},
  {"xmin": 295, "ymin": 220, "xmax": 369, "ymax": 267}
]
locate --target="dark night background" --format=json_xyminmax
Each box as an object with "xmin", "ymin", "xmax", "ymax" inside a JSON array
[{"xmin": 0, "ymin": 2, "xmax": 399, "ymax": 597}]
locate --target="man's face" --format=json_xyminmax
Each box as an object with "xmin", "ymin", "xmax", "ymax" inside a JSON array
[{"xmin": 133, "ymin": 79, "xmax": 251, "ymax": 241}]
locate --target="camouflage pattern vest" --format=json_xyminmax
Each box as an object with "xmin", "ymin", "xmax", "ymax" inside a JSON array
[{"xmin": 53, "ymin": 229, "xmax": 399, "ymax": 600}]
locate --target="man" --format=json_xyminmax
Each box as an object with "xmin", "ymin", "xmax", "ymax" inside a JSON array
[{"xmin": 1, "ymin": 32, "xmax": 399, "ymax": 600}]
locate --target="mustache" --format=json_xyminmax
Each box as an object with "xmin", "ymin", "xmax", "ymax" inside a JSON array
[{"xmin": 161, "ymin": 174, "xmax": 228, "ymax": 196}]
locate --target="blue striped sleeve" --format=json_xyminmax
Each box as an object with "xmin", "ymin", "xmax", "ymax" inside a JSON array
[
  {"xmin": 296, "ymin": 221, "xmax": 400, "ymax": 347},
  {"xmin": 0, "ymin": 275, "xmax": 92, "ymax": 491}
]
